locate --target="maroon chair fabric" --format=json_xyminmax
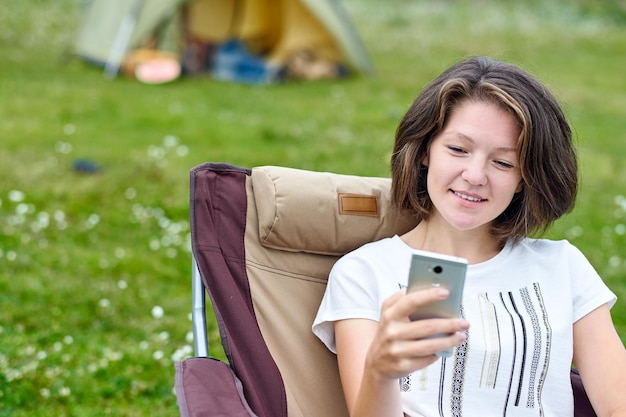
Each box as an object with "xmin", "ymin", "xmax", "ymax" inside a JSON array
[
  {"xmin": 175, "ymin": 357, "xmax": 258, "ymax": 417},
  {"xmin": 188, "ymin": 163, "xmax": 286, "ymax": 417},
  {"xmin": 572, "ymin": 368, "xmax": 596, "ymax": 417}
]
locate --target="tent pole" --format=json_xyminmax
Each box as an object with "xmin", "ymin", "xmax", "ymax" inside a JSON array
[{"xmin": 103, "ymin": 0, "xmax": 146, "ymax": 79}]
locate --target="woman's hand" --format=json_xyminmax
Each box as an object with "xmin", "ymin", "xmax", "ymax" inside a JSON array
[
  {"xmin": 335, "ymin": 288, "xmax": 469, "ymax": 417},
  {"xmin": 365, "ymin": 288, "xmax": 469, "ymax": 379}
]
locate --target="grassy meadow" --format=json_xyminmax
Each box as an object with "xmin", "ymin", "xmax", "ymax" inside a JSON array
[{"xmin": 1, "ymin": 0, "xmax": 625, "ymax": 416}]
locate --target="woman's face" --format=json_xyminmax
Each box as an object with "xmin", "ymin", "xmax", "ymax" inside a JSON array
[{"xmin": 424, "ymin": 99, "xmax": 523, "ymax": 235}]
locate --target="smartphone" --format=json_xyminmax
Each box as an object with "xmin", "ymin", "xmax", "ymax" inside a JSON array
[{"xmin": 406, "ymin": 250, "xmax": 468, "ymax": 357}]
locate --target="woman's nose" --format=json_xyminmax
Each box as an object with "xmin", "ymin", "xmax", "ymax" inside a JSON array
[{"xmin": 461, "ymin": 159, "xmax": 488, "ymax": 185}]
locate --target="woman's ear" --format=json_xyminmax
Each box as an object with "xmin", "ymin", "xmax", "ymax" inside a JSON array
[{"xmin": 515, "ymin": 181, "xmax": 523, "ymax": 193}]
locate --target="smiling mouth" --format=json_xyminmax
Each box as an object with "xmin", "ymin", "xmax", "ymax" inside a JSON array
[{"xmin": 452, "ymin": 190, "xmax": 486, "ymax": 202}]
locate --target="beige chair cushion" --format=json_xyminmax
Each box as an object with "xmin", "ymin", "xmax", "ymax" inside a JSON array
[
  {"xmin": 246, "ymin": 166, "xmax": 417, "ymax": 417},
  {"xmin": 252, "ymin": 165, "xmax": 417, "ymax": 256}
]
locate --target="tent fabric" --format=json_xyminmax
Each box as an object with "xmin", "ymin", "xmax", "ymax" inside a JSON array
[
  {"xmin": 297, "ymin": 0, "xmax": 375, "ymax": 76},
  {"xmin": 76, "ymin": 0, "xmax": 183, "ymax": 65},
  {"xmin": 74, "ymin": 0, "xmax": 374, "ymax": 82}
]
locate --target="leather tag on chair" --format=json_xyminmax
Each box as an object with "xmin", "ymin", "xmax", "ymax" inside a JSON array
[{"xmin": 338, "ymin": 193, "xmax": 379, "ymax": 217}]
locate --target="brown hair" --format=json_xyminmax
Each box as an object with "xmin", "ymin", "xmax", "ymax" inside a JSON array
[{"xmin": 391, "ymin": 56, "xmax": 577, "ymax": 246}]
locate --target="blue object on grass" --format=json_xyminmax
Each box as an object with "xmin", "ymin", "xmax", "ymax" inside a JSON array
[{"xmin": 73, "ymin": 159, "xmax": 101, "ymax": 173}]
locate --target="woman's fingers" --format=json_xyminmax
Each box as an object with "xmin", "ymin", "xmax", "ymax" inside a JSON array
[
  {"xmin": 376, "ymin": 290, "xmax": 470, "ymax": 361},
  {"xmin": 396, "ymin": 324, "xmax": 468, "ymax": 355},
  {"xmin": 403, "ymin": 317, "xmax": 469, "ymax": 340},
  {"xmin": 367, "ymin": 326, "xmax": 467, "ymax": 378},
  {"xmin": 381, "ymin": 287, "xmax": 453, "ymax": 323}
]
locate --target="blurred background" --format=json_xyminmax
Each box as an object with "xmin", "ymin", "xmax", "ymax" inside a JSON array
[{"xmin": 1, "ymin": 0, "xmax": 625, "ymax": 416}]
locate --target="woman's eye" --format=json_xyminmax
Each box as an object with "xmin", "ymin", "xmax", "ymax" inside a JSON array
[
  {"xmin": 447, "ymin": 146, "xmax": 465, "ymax": 153},
  {"xmin": 495, "ymin": 160, "xmax": 514, "ymax": 169}
]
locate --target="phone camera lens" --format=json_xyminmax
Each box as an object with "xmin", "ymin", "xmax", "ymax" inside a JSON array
[{"xmin": 433, "ymin": 265, "xmax": 443, "ymax": 274}]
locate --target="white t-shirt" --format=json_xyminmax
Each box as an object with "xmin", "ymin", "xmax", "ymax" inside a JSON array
[{"xmin": 312, "ymin": 236, "xmax": 616, "ymax": 417}]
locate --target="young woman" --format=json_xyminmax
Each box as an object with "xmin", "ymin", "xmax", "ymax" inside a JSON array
[{"xmin": 312, "ymin": 56, "xmax": 626, "ymax": 417}]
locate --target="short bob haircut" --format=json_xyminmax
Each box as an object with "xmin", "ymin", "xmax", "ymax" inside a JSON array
[{"xmin": 391, "ymin": 56, "xmax": 577, "ymax": 247}]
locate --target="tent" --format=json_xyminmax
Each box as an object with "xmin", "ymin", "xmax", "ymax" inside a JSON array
[{"xmin": 74, "ymin": 0, "xmax": 374, "ymax": 84}]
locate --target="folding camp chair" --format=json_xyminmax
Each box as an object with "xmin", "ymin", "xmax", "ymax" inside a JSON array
[{"xmin": 174, "ymin": 162, "xmax": 597, "ymax": 417}]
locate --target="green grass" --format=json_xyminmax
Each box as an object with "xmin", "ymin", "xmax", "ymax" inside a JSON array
[{"xmin": 1, "ymin": 0, "xmax": 625, "ymax": 415}]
